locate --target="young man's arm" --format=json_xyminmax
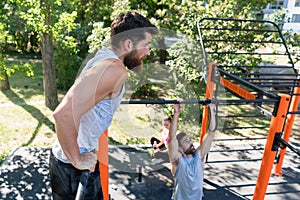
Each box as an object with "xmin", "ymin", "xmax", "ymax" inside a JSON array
[
  {"xmin": 198, "ymin": 104, "xmax": 216, "ymax": 161},
  {"xmin": 53, "ymin": 59, "xmax": 127, "ymax": 171},
  {"xmin": 167, "ymin": 103, "xmax": 183, "ymax": 175}
]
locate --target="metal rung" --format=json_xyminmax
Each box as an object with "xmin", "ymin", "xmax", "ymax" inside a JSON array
[
  {"xmin": 207, "ymin": 51, "xmax": 287, "ymax": 56},
  {"xmin": 287, "ymin": 111, "xmax": 300, "ymax": 114},
  {"xmin": 220, "ymin": 126, "xmax": 269, "ymax": 130}
]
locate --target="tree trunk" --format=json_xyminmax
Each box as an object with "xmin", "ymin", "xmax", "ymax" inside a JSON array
[
  {"xmin": 0, "ymin": 72, "xmax": 10, "ymax": 90},
  {"xmin": 158, "ymin": 38, "xmax": 167, "ymax": 64},
  {"xmin": 40, "ymin": 0, "xmax": 58, "ymax": 110}
]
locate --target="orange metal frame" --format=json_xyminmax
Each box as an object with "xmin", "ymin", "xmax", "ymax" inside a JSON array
[
  {"xmin": 273, "ymin": 84, "xmax": 300, "ymax": 175},
  {"xmin": 97, "ymin": 130, "xmax": 109, "ymax": 200},
  {"xmin": 201, "ymin": 62, "xmax": 256, "ymax": 144},
  {"xmin": 200, "ymin": 62, "xmax": 216, "ymax": 144},
  {"xmin": 253, "ymin": 93, "xmax": 290, "ymax": 200},
  {"xmin": 201, "ymin": 63, "xmax": 297, "ymax": 200},
  {"xmin": 219, "ymin": 77, "xmax": 256, "ymax": 100}
]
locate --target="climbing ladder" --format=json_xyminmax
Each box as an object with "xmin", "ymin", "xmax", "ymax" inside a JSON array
[{"xmin": 197, "ymin": 18, "xmax": 300, "ymax": 200}]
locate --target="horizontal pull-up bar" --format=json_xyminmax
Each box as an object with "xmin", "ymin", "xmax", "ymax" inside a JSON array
[
  {"xmin": 121, "ymin": 99, "xmax": 212, "ymax": 105},
  {"xmin": 120, "ymin": 98, "xmax": 278, "ymax": 105}
]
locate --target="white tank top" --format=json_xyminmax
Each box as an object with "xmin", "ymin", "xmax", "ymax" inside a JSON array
[
  {"xmin": 173, "ymin": 153, "xmax": 204, "ymax": 200},
  {"xmin": 52, "ymin": 47, "xmax": 125, "ymax": 163}
]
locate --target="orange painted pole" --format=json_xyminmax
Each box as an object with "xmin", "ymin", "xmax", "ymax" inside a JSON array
[
  {"xmin": 273, "ymin": 85, "xmax": 300, "ymax": 175},
  {"xmin": 97, "ymin": 130, "xmax": 109, "ymax": 200},
  {"xmin": 200, "ymin": 62, "xmax": 216, "ymax": 144},
  {"xmin": 252, "ymin": 94, "xmax": 291, "ymax": 200}
]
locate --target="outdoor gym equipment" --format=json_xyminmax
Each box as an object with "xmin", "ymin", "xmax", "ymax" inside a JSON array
[
  {"xmin": 197, "ymin": 18, "xmax": 300, "ymax": 200},
  {"xmin": 93, "ymin": 18, "xmax": 299, "ymax": 200},
  {"xmin": 121, "ymin": 98, "xmax": 278, "ymax": 105}
]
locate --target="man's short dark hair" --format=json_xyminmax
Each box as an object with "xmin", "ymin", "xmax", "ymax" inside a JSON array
[
  {"xmin": 176, "ymin": 132, "xmax": 187, "ymax": 147},
  {"xmin": 110, "ymin": 11, "xmax": 158, "ymax": 48}
]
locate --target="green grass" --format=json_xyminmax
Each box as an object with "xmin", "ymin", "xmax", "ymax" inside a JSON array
[{"xmin": 0, "ymin": 59, "xmax": 56, "ymax": 164}]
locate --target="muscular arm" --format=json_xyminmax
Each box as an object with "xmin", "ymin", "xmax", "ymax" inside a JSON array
[
  {"xmin": 167, "ymin": 103, "xmax": 183, "ymax": 175},
  {"xmin": 198, "ymin": 104, "xmax": 216, "ymax": 161},
  {"xmin": 53, "ymin": 59, "xmax": 127, "ymax": 170}
]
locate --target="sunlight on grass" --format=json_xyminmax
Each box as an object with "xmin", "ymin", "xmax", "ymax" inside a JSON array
[{"xmin": 0, "ymin": 60, "xmax": 57, "ymax": 164}]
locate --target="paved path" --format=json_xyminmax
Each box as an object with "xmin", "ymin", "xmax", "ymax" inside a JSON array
[{"xmin": 0, "ymin": 134, "xmax": 299, "ymax": 200}]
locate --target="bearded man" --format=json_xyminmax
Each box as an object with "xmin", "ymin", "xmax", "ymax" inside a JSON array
[
  {"xmin": 168, "ymin": 101, "xmax": 216, "ymax": 200},
  {"xmin": 49, "ymin": 11, "xmax": 158, "ymax": 200}
]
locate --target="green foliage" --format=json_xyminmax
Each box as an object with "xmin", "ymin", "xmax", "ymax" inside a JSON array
[
  {"xmin": 262, "ymin": 8, "xmax": 300, "ymax": 65},
  {"xmin": 0, "ymin": 0, "xmax": 41, "ymax": 53},
  {"xmin": 290, "ymin": 33, "xmax": 300, "ymax": 64},
  {"xmin": 87, "ymin": 22, "xmax": 111, "ymax": 53},
  {"xmin": 0, "ymin": 55, "xmax": 7, "ymax": 81},
  {"xmin": 53, "ymin": 11, "xmax": 82, "ymax": 89},
  {"xmin": 54, "ymin": 45, "xmax": 82, "ymax": 90},
  {"xmin": 0, "ymin": 54, "xmax": 34, "ymax": 81},
  {"xmin": 2, "ymin": 0, "xmax": 299, "ymax": 124}
]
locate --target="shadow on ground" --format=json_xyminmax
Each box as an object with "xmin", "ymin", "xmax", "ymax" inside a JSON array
[
  {"xmin": 0, "ymin": 140, "xmax": 299, "ymax": 200},
  {"xmin": 0, "ymin": 147, "xmax": 51, "ymax": 199}
]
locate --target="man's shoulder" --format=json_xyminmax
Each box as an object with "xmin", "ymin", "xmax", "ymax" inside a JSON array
[{"xmin": 92, "ymin": 59, "xmax": 127, "ymax": 76}]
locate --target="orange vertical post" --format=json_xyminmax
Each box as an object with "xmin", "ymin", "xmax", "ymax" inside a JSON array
[
  {"xmin": 252, "ymin": 94, "xmax": 291, "ymax": 200},
  {"xmin": 97, "ymin": 130, "xmax": 109, "ymax": 200},
  {"xmin": 200, "ymin": 62, "xmax": 216, "ymax": 144},
  {"xmin": 273, "ymin": 85, "xmax": 300, "ymax": 175}
]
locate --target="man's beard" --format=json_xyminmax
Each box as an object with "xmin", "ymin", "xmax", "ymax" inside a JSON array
[
  {"xmin": 124, "ymin": 50, "xmax": 143, "ymax": 73},
  {"xmin": 184, "ymin": 144, "xmax": 196, "ymax": 155}
]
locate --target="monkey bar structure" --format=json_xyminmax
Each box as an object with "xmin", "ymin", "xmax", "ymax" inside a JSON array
[
  {"xmin": 197, "ymin": 18, "xmax": 300, "ymax": 200},
  {"xmin": 94, "ymin": 18, "xmax": 300, "ymax": 200},
  {"xmin": 95, "ymin": 18, "xmax": 300, "ymax": 200}
]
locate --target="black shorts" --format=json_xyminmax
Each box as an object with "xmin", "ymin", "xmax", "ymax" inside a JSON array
[{"xmin": 49, "ymin": 151, "xmax": 103, "ymax": 200}]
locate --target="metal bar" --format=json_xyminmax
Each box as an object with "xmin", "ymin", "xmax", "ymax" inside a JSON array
[
  {"xmin": 219, "ymin": 76, "xmax": 256, "ymax": 99},
  {"xmin": 121, "ymin": 98, "xmax": 278, "ymax": 105},
  {"xmin": 203, "ymin": 39, "xmax": 282, "ymax": 44},
  {"xmin": 75, "ymin": 170, "xmax": 90, "ymax": 200},
  {"xmin": 252, "ymin": 84, "xmax": 299, "ymax": 87},
  {"xmin": 287, "ymin": 111, "xmax": 300, "ymax": 114},
  {"xmin": 235, "ymin": 82, "xmax": 298, "ymax": 86},
  {"xmin": 234, "ymin": 73, "xmax": 297, "ymax": 76},
  {"xmin": 197, "ymin": 17, "xmax": 296, "ymax": 71},
  {"xmin": 279, "ymin": 139, "xmax": 300, "ymax": 156},
  {"xmin": 254, "ymin": 105, "xmax": 273, "ymax": 118},
  {"xmin": 243, "ymin": 76, "xmax": 299, "ymax": 79},
  {"xmin": 199, "ymin": 27, "xmax": 278, "ymax": 33},
  {"xmin": 217, "ymin": 68, "xmax": 278, "ymax": 99},
  {"xmin": 274, "ymin": 85, "xmax": 300, "ymax": 175},
  {"xmin": 253, "ymin": 94, "xmax": 291, "ymax": 200},
  {"xmin": 244, "ymin": 79, "xmax": 299, "ymax": 82},
  {"xmin": 121, "ymin": 99, "xmax": 211, "ymax": 105},
  {"xmin": 219, "ymin": 65, "xmax": 295, "ymax": 69},
  {"xmin": 206, "ymin": 51, "xmax": 288, "ymax": 56},
  {"xmin": 97, "ymin": 130, "xmax": 109, "ymax": 200},
  {"xmin": 218, "ymin": 115, "xmax": 267, "ymax": 118},
  {"xmin": 220, "ymin": 126, "xmax": 269, "ymax": 130}
]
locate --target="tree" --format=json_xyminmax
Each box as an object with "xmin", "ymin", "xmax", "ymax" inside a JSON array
[
  {"xmin": 0, "ymin": 20, "xmax": 10, "ymax": 90},
  {"xmin": 40, "ymin": 0, "xmax": 58, "ymax": 110},
  {"xmin": 0, "ymin": 0, "xmax": 35, "ymax": 90},
  {"xmin": 0, "ymin": 0, "xmax": 58, "ymax": 109},
  {"xmin": 0, "ymin": 55, "xmax": 10, "ymax": 90}
]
